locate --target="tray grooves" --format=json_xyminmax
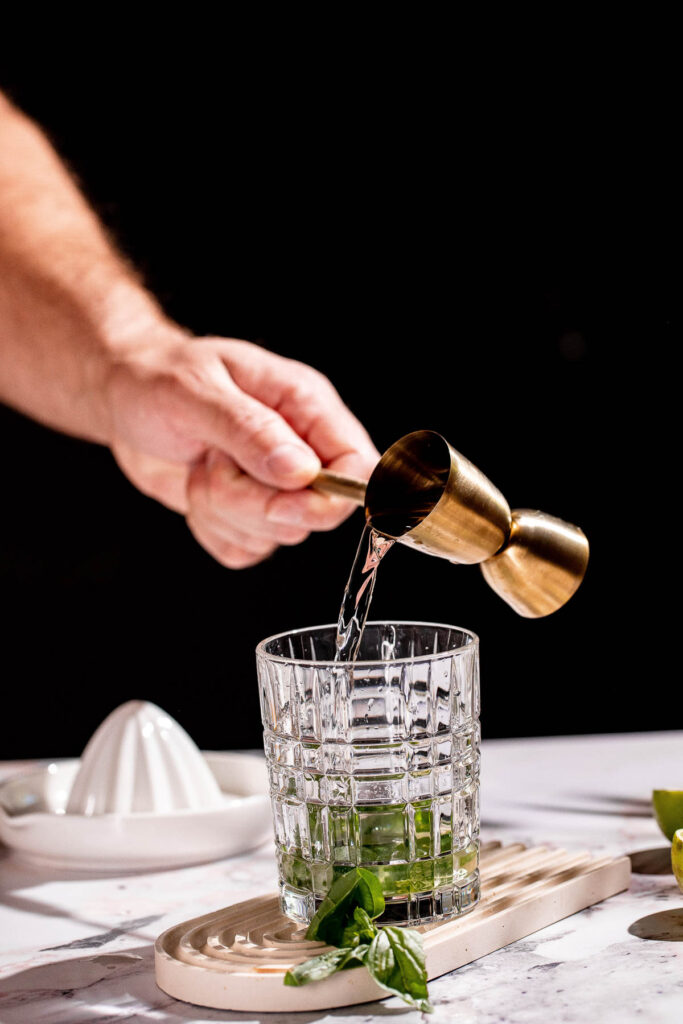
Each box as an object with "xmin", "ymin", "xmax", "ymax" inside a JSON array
[{"xmin": 155, "ymin": 841, "xmax": 631, "ymax": 1011}]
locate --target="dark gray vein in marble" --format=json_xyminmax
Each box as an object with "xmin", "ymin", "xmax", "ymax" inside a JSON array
[{"xmin": 41, "ymin": 915, "xmax": 162, "ymax": 951}]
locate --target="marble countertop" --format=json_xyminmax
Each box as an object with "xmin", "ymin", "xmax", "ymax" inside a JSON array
[{"xmin": 1, "ymin": 731, "xmax": 682, "ymax": 1024}]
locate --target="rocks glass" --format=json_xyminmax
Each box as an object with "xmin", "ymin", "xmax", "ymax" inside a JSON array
[{"xmin": 256, "ymin": 621, "xmax": 480, "ymax": 926}]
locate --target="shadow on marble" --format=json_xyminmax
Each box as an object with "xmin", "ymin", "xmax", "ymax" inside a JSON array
[
  {"xmin": 0, "ymin": 849, "xmax": 164, "ymax": 950},
  {"xmin": 510, "ymin": 801, "xmax": 653, "ymax": 818},
  {"xmin": 628, "ymin": 908, "xmax": 683, "ymax": 942},
  {"xmin": 0, "ymin": 892, "xmax": 159, "ymax": 951},
  {"xmin": 0, "ymin": 944, "xmax": 413, "ymax": 1023},
  {"xmin": 0, "ymin": 945, "xmax": 155, "ymax": 1023},
  {"xmin": 0, "ymin": 846, "xmax": 159, "ymax": 882},
  {"xmin": 627, "ymin": 847, "xmax": 673, "ymax": 875},
  {"xmin": 0, "ymin": 845, "xmax": 274, "ymax": 952},
  {"xmin": 570, "ymin": 793, "xmax": 653, "ymax": 811},
  {"xmin": 0, "ymin": 844, "xmax": 271, "ymax": 882}
]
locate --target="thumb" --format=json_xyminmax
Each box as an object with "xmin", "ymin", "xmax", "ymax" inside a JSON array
[{"xmin": 204, "ymin": 386, "xmax": 321, "ymax": 489}]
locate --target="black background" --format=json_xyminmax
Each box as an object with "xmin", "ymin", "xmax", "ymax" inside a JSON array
[{"xmin": 0, "ymin": 49, "xmax": 673, "ymax": 758}]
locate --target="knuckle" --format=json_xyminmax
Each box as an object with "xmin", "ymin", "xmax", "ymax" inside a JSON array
[
  {"xmin": 175, "ymin": 358, "xmax": 218, "ymax": 395},
  {"xmin": 165, "ymin": 345, "xmax": 233, "ymax": 399},
  {"xmin": 187, "ymin": 471, "xmax": 220, "ymax": 517},
  {"xmin": 191, "ymin": 458, "xmax": 241, "ymax": 517},
  {"xmin": 186, "ymin": 490, "xmax": 208, "ymax": 528},
  {"xmin": 220, "ymin": 551, "xmax": 253, "ymax": 569},
  {"xmin": 273, "ymin": 526, "xmax": 310, "ymax": 546},
  {"xmin": 205, "ymin": 468, "xmax": 231, "ymax": 513},
  {"xmin": 245, "ymin": 535, "xmax": 278, "ymax": 557},
  {"xmin": 284, "ymin": 362, "xmax": 334, "ymax": 403},
  {"xmin": 234, "ymin": 400, "xmax": 274, "ymax": 434},
  {"xmin": 301, "ymin": 361, "xmax": 331, "ymax": 387},
  {"xmin": 236, "ymin": 406, "xmax": 285, "ymax": 449},
  {"xmin": 222, "ymin": 545, "xmax": 273, "ymax": 568},
  {"xmin": 213, "ymin": 538, "xmax": 254, "ymax": 568},
  {"xmin": 186, "ymin": 515, "xmax": 244, "ymax": 568}
]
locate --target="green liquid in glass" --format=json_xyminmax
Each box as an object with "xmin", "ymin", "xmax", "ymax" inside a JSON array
[{"xmin": 278, "ymin": 798, "xmax": 478, "ymax": 899}]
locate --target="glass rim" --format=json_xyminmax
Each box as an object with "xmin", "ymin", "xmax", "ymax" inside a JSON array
[{"xmin": 255, "ymin": 619, "xmax": 479, "ymax": 668}]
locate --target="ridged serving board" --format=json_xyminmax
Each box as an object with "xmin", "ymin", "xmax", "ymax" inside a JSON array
[{"xmin": 155, "ymin": 840, "xmax": 631, "ymax": 1012}]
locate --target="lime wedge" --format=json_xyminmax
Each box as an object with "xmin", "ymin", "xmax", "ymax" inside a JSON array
[
  {"xmin": 652, "ymin": 790, "xmax": 683, "ymax": 841},
  {"xmin": 672, "ymin": 830, "xmax": 683, "ymax": 891}
]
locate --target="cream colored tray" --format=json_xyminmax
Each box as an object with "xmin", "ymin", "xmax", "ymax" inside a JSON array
[{"xmin": 155, "ymin": 840, "xmax": 631, "ymax": 1012}]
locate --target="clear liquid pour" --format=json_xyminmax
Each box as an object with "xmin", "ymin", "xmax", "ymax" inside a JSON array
[{"xmin": 335, "ymin": 522, "xmax": 395, "ymax": 662}]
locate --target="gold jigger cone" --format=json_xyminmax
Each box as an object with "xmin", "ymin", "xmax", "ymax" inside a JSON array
[
  {"xmin": 363, "ymin": 430, "xmax": 511, "ymax": 564},
  {"xmin": 480, "ymin": 509, "xmax": 589, "ymax": 618},
  {"xmin": 312, "ymin": 432, "xmax": 589, "ymax": 616}
]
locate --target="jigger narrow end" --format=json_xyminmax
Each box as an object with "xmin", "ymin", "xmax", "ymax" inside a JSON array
[{"xmin": 480, "ymin": 509, "xmax": 589, "ymax": 618}]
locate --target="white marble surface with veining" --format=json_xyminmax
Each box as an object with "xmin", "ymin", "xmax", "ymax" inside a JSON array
[{"xmin": 1, "ymin": 731, "xmax": 682, "ymax": 1023}]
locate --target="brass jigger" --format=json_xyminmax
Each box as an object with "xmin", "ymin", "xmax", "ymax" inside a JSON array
[{"xmin": 312, "ymin": 430, "xmax": 589, "ymax": 618}]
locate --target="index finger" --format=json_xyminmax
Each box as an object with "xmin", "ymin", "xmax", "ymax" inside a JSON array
[
  {"xmin": 265, "ymin": 449, "xmax": 375, "ymax": 532},
  {"xmin": 211, "ymin": 339, "xmax": 380, "ymax": 468}
]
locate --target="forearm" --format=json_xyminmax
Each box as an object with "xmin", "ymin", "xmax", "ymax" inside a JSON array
[{"xmin": 0, "ymin": 92, "xmax": 179, "ymax": 444}]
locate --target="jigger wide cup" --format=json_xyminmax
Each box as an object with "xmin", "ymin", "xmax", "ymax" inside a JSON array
[
  {"xmin": 257, "ymin": 622, "xmax": 481, "ymax": 927},
  {"xmin": 364, "ymin": 430, "xmax": 511, "ymax": 564},
  {"xmin": 313, "ymin": 429, "xmax": 589, "ymax": 618}
]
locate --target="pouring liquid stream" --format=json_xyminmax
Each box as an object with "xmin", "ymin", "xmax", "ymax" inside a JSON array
[{"xmin": 335, "ymin": 522, "xmax": 395, "ymax": 662}]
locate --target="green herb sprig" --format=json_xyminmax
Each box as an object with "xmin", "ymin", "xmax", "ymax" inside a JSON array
[{"xmin": 284, "ymin": 867, "xmax": 432, "ymax": 1012}]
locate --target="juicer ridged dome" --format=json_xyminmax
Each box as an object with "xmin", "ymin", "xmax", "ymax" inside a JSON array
[{"xmin": 66, "ymin": 700, "xmax": 225, "ymax": 815}]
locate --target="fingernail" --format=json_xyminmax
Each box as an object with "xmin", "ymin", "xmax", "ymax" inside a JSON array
[
  {"xmin": 265, "ymin": 443, "xmax": 319, "ymax": 480},
  {"xmin": 267, "ymin": 502, "xmax": 303, "ymax": 526}
]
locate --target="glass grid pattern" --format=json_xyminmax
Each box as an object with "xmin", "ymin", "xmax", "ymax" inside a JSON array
[{"xmin": 257, "ymin": 623, "xmax": 480, "ymax": 926}]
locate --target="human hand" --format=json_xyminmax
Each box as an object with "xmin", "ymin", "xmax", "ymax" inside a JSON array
[{"xmin": 106, "ymin": 334, "xmax": 379, "ymax": 567}]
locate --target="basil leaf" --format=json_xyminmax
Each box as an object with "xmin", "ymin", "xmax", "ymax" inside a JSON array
[
  {"xmin": 355, "ymin": 867, "xmax": 385, "ymax": 920},
  {"xmin": 366, "ymin": 926, "xmax": 432, "ymax": 1012},
  {"xmin": 339, "ymin": 942, "xmax": 371, "ymax": 970},
  {"xmin": 341, "ymin": 922, "xmax": 361, "ymax": 947},
  {"xmin": 305, "ymin": 867, "xmax": 384, "ymax": 946},
  {"xmin": 340, "ymin": 905, "xmax": 378, "ymax": 948},
  {"xmin": 284, "ymin": 944, "xmax": 370, "ymax": 986},
  {"xmin": 285, "ymin": 864, "xmax": 432, "ymax": 1009},
  {"xmin": 305, "ymin": 868, "xmax": 362, "ymax": 943},
  {"xmin": 284, "ymin": 947, "xmax": 352, "ymax": 986},
  {"xmin": 353, "ymin": 906, "xmax": 378, "ymax": 941}
]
